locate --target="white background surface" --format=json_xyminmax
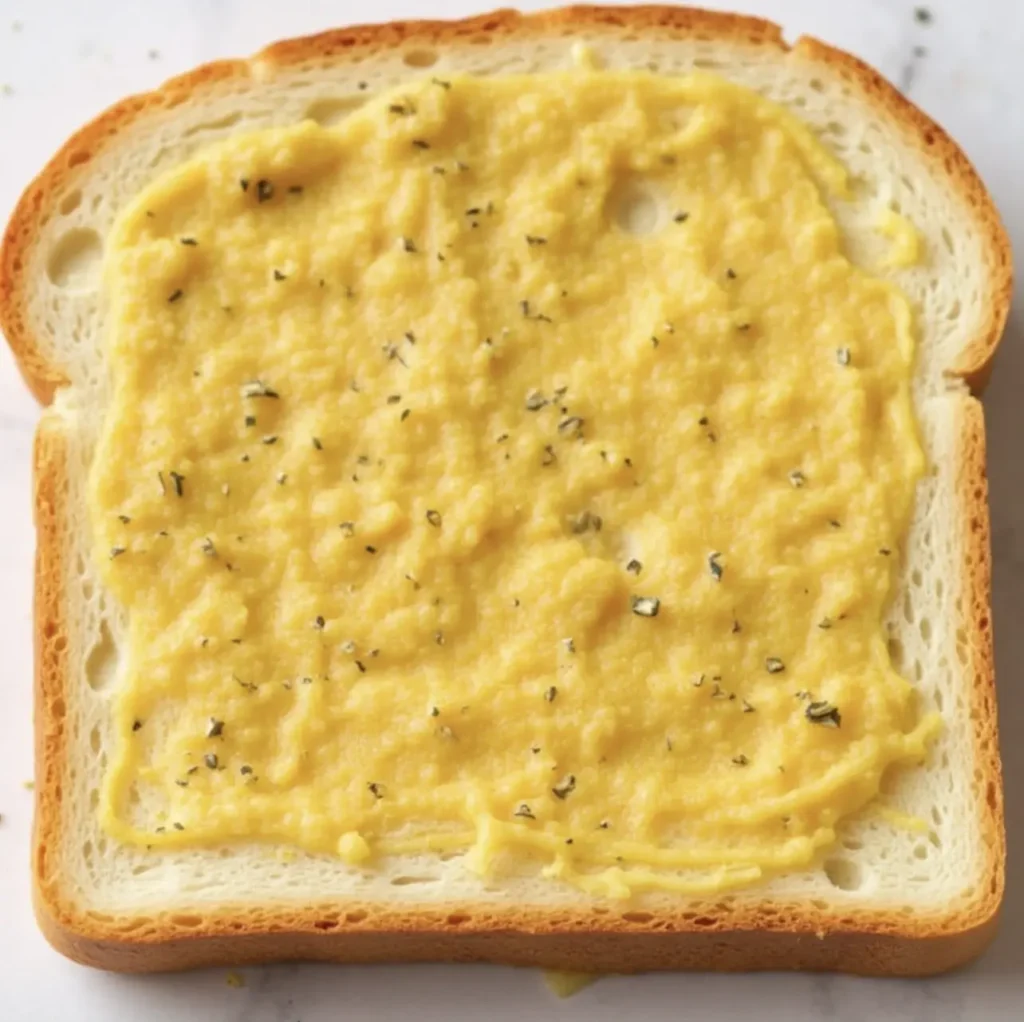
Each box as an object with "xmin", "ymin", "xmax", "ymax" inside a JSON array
[{"xmin": 0, "ymin": 1, "xmax": 1021, "ymax": 1019}]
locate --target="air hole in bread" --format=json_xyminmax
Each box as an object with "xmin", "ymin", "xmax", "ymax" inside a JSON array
[
  {"xmin": 314, "ymin": 918, "xmax": 339, "ymax": 930},
  {"xmin": 89, "ymin": 725, "xmax": 102, "ymax": 754},
  {"xmin": 946, "ymin": 299, "xmax": 961, "ymax": 321},
  {"xmin": 879, "ymin": 771, "xmax": 898, "ymax": 797},
  {"xmin": 919, "ymin": 616, "xmax": 932, "ymax": 642},
  {"xmin": 171, "ymin": 914, "xmax": 203, "ymax": 928},
  {"xmin": 183, "ymin": 112, "xmax": 243, "ymax": 138},
  {"xmin": 345, "ymin": 910, "xmax": 367, "ymax": 923},
  {"xmin": 389, "ymin": 875, "xmax": 440, "ymax": 886},
  {"xmin": 85, "ymin": 620, "xmax": 118, "ymax": 692},
  {"xmin": 621, "ymin": 911, "xmax": 654, "ymax": 923},
  {"xmin": 887, "ymin": 637, "xmax": 904, "ymax": 669},
  {"xmin": 446, "ymin": 912, "xmax": 471, "ymax": 925},
  {"xmin": 692, "ymin": 57, "xmax": 724, "ymax": 70},
  {"xmin": 402, "ymin": 48, "xmax": 438, "ymax": 68},
  {"xmin": 608, "ymin": 177, "xmax": 661, "ymax": 236},
  {"xmin": 824, "ymin": 857, "xmax": 864, "ymax": 891},
  {"xmin": 119, "ymin": 918, "xmax": 154, "ymax": 935},
  {"xmin": 46, "ymin": 227, "xmax": 102, "ymax": 291},
  {"xmin": 913, "ymin": 844, "xmax": 928, "ymax": 860},
  {"xmin": 842, "ymin": 837, "xmax": 863, "ymax": 851},
  {"xmin": 304, "ymin": 97, "xmax": 362, "ymax": 127},
  {"xmin": 58, "ymin": 189, "xmax": 83, "ymax": 215}
]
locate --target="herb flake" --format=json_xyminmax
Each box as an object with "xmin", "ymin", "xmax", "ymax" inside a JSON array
[
  {"xmin": 708, "ymin": 551, "xmax": 723, "ymax": 582},
  {"xmin": 552, "ymin": 774, "xmax": 576, "ymax": 800},
  {"xmin": 806, "ymin": 701, "xmax": 842, "ymax": 727}
]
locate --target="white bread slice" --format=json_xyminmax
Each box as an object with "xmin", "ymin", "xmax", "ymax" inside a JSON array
[{"xmin": 2, "ymin": 6, "xmax": 1010, "ymax": 975}]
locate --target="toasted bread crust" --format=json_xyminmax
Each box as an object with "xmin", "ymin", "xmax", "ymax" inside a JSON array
[{"xmin": 12, "ymin": 6, "xmax": 1007, "ymax": 974}]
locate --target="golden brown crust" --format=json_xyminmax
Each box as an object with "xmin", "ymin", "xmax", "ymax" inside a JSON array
[
  {"xmin": 31, "ymin": 417, "xmax": 74, "ymax": 951},
  {"xmin": 13, "ymin": 6, "xmax": 1007, "ymax": 974},
  {"xmin": 952, "ymin": 396, "xmax": 1005, "ymax": 931}
]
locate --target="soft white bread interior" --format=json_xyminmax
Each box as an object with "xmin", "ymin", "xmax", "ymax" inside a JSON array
[{"xmin": 5, "ymin": 7, "xmax": 1008, "ymax": 974}]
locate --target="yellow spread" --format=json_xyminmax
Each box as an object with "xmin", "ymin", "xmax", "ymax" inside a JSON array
[
  {"xmin": 543, "ymin": 971, "xmax": 598, "ymax": 998},
  {"xmin": 876, "ymin": 208, "xmax": 923, "ymax": 268},
  {"xmin": 90, "ymin": 70, "xmax": 937, "ymax": 897}
]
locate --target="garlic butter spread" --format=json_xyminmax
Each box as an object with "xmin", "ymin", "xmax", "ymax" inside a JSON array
[{"xmin": 91, "ymin": 71, "xmax": 937, "ymax": 897}]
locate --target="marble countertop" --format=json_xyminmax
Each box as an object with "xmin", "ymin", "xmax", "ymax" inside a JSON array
[{"xmin": 0, "ymin": 1, "xmax": 1020, "ymax": 1018}]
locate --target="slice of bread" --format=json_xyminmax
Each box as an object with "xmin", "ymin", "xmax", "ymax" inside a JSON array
[{"xmin": 1, "ymin": 6, "xmax": 1010, "ymax": 975}]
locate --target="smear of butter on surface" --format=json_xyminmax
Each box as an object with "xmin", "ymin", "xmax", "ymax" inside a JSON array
[
  {"xmin": 877, "ymin": 207, "xmax": 923, "ymax": 267},
  {"xmin": 873, "ymin": 802, "xmax": 931, "ymax": 834},
  {"xmin": 571, "ymin": 41, "xmax": 602, "ymax": 70},
  {"xmin": 543, "ymin": 971, "xmax": 599, "ymax": 998},
  {"xmin": 93, "ymin": 69, "xmax": 935, "ymax": 898}
]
